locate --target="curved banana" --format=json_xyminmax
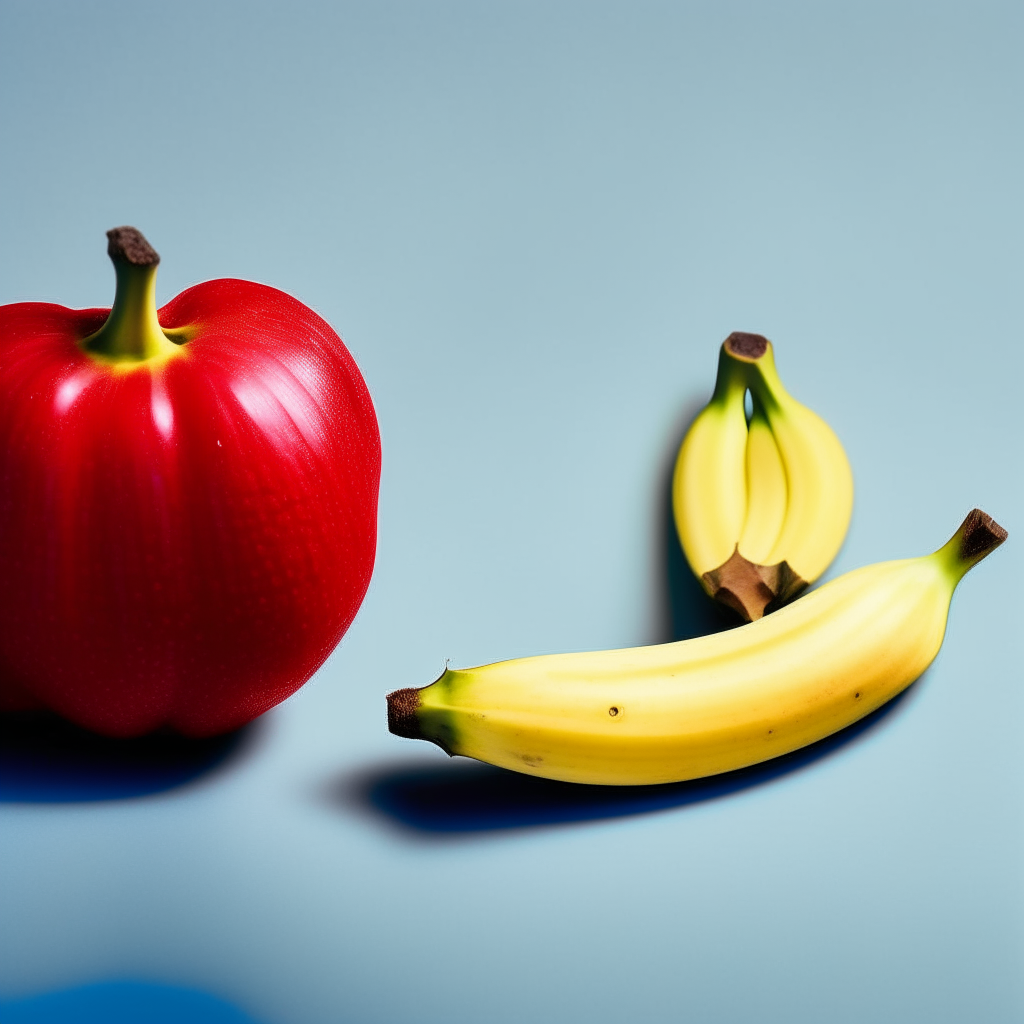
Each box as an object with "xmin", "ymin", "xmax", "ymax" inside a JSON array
[
  {"xmin": 736, "ymin": 389, "xmax": 787, "ymax": 564},
  {"xmin": 746, "ymin": 340, "xmax": 853, "ymax": 581},
  {"xmin": 388, "ymin": 510, "xmax": 1006, "ymax": 786},
  {"xmin": 671, "ymin": 345, "xmax": 749, "ymax": 576},
  {"xmin": 672, "ymin": 332, "xmax": 853, "ymax": 621}
]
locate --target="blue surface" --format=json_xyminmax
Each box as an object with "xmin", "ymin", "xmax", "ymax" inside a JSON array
[{"xmin": 1, "ymin": 3, "xmax": 1021, "ymax": 1023}]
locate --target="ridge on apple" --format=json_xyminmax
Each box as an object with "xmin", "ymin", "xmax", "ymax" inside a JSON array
[{"xmin": 0, "ymin": 227, "xmax": 381, "ymax": 737}]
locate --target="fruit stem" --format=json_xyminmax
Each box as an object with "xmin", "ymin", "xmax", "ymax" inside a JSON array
[
  {"xmin": 711, "ymin": 342, "xmax": 751, "ymax": 405},
  {"xmin": 701, "ymin": 548, "xmax": 807, "ymax": 622},
  {"xmin": 387, "ymin": 681, "xmax": 458, "ymax": 755},
  {"xmin": 81, "ymin": 227, "xmax": 183, "ymax": 364},
  {"xmin": 934, "ymin": 509, "xmax": 1008, "ymax": 582},
  {"xmin": 724, "ymin": 332, "xmax": 769, "ymax": 362},
  {"xmin": 721, "ymin": 331, "xmax": 794, "ymax": 413},
  {"xmin": 387, "ymin": 687, "xmax": 424, "ymax": 739}
]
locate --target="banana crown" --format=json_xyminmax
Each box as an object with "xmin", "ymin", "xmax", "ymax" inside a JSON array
[{"xmin": 672, "ymin": 332, "xmax": 853, "ymax": 621}]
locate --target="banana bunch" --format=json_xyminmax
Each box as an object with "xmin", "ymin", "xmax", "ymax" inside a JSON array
[
  {"xmin": 388, "ymin": 511, "xmax": 1006, "ymax": 786},
  {"xmin": 673, "ymin": 332, "xmax": 853, "ymax": 621}
]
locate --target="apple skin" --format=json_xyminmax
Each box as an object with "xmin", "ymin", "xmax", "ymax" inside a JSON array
[{"xmin": 0, "ymin": 278, "xmax": 380, "ymax": 737}]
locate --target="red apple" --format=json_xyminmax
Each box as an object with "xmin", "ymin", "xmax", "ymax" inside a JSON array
[{"xmin": 0, "ymin": 228, "xmax": 380, "ymax": 737}]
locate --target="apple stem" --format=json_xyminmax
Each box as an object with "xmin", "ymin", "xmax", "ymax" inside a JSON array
[{"xmin": 81, "ymin": 227, "xmax": 183, "ymax": 364}]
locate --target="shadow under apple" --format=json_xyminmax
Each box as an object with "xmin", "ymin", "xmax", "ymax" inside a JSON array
[{"xmin": 0, "ymin": 710, "xmax": 264, "ymax": 803}]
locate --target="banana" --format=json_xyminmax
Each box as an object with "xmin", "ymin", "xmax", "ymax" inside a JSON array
[
  {"xmin": 672, "ymin": 332, "xmax": 853, "ymax": 621},
  {"xmin": 388, "ymin": 510, "xmax": 1006, "ymax": 786},
  {"xmin": 749, "ymin": 340, "xmax": 854, "ymax": 581},
  {"xmin": 736, "ymin": 389, "xmax": 787, "ymax": 565},
  {"xmin": 672, "ymin": 344, "xmax": 749, "ymax": 577}
]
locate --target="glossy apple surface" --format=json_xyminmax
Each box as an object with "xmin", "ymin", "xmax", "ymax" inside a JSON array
[{"xmin": 0, "ymin": 231, "xmax": 380, "ymax": 736}]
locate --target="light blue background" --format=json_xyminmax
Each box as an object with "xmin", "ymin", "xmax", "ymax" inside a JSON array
[{"xmin": 1, "ymin": 2, "xmax": 1021, "ymax": 1022}]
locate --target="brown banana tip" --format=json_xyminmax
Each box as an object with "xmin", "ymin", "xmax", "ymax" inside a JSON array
[
  {"xmin": 387, "ymin": 687, "xmax": 423, "ymax": 739},
  {"xmin": 959, "ymin": 509, "xmax": 1008, "ymax": 561},
  {"xmin": 106, "ymin": 226, "xmax": 160, "ymax": 267},
  {"xmin": 724, "ymin": 332, "xmax": 769, "ymax": 360}
]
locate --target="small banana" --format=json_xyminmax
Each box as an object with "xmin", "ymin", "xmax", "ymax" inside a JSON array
[
  {"xmin": 673, "ymin": 332, "xmax": 853, "ymax": 621},
  {"xmin": 672, "ymin": 341, "xmax": 750, "ymax": 582},
  {"xmin": 388, "ymin": 511, "xmax": 1006, "ymax": 786}
]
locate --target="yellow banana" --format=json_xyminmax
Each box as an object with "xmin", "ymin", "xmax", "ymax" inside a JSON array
[
  {"xmin": 672, "ymin": 332, "xmax": 853, "ymax": 621},
  {"xmin": 388, "ymin": 511, "xmax": 1006, "ymax": 786},
  {"xmin": 671, "ymin": 344, "xmax": 749, "ymax": 575},
  {"xmin": 737, "ymin": 390, "xmax": 787, "ymax": 564},
  {"xmin": 747, "ymin": 340, "xmax": 854, "ymax": 581}
]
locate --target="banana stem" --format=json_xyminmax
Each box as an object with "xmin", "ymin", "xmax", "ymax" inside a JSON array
[
  {"xmin": 720, "ymin": 332, "xmax": 790, "ymax": 411},
  {"xmin": 935, "ymin": 509, "xmax": 1008, "ymax": 582},
  {"xmin": 701, "ymin": 549, "xmax": 806, "ymax": 621},
  {"xmin": 710, "ymin": 342, "xmax": 752, "ymax": 405},
  {"xmin": 387, "ymin": 681, "xmax": 458, "ymax": 755},
  {"xmin": 387, "ymin": 687, "xmax": 423, "ymax": 739}
]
